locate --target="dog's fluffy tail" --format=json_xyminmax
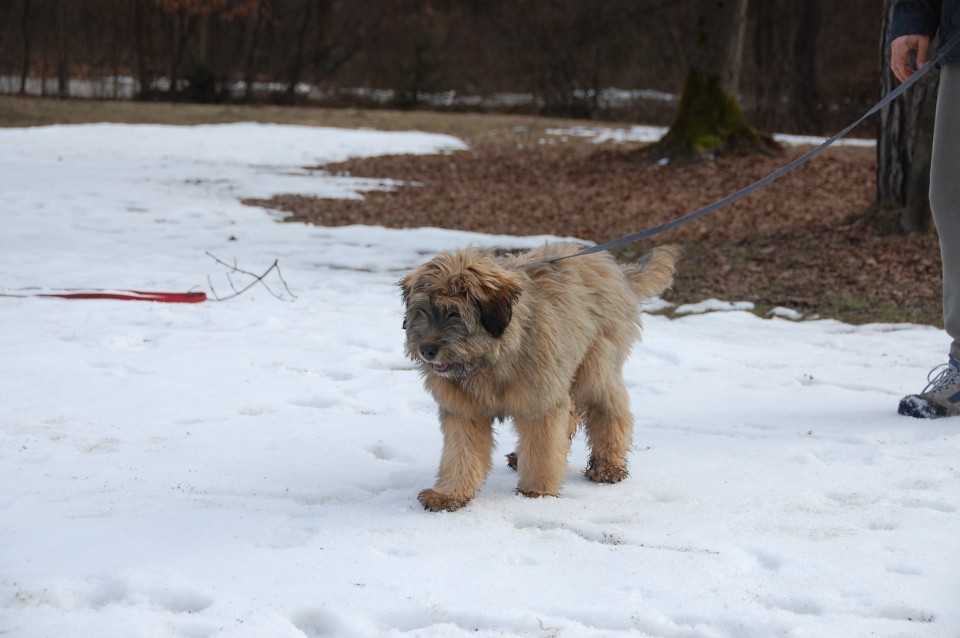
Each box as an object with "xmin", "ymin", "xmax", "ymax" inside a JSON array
[{"xmin": 621, "ymin": 245, "xmax": 681, "ymax": 301}]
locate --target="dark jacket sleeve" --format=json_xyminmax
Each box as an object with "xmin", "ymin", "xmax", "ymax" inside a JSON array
[{"xmin": 890, "ymin": 0, "xmax": 941, "ymax": 41}]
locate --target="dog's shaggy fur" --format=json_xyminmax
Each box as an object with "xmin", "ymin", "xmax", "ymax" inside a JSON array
[{"xmin": 400, "ymin": 242, "xmax": 680, "ymax": 511}]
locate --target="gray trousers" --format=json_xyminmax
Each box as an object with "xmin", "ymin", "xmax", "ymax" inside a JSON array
[{"xmin": 931, "ymin": 62, "xmax": 960, "ymax": 361}]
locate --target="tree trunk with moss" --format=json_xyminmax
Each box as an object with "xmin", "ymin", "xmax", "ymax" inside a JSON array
[{"xmin": 647, "ymin": 0, "xmax": 776, "ymax": 160}]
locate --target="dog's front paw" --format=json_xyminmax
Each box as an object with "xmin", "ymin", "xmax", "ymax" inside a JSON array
[
  {"xmin": 584, "ymin": 458, "xmax": 628, "ymax": 484},
  {"xmin": 505, "ymin": 451, "xmax": 518, "ymax": 471},
  {"xmin": 418, "ymin": 488, "xmax": 470, "ymax": 512},
  {"xmin": 516, "ymin": 487, "xmax": 558, "ymax": 499}
]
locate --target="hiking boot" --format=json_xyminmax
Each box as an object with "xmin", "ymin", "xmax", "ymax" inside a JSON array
[{"xmin": 898, "ymin": 357, "xmax": 960, "ymax": 419}]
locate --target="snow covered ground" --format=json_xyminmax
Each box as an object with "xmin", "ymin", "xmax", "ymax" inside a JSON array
[
  {"xmin": 0, "ymin": 122, "xmax": 958, "ymax": 638},
  {"xmin": 546, "ymin": 125, "xmax": 877, "ymax": 147}
]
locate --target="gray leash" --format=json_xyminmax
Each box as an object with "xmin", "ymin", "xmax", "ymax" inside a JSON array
[{"xmin": 551, "ymin": 29, "xmax": 960, "ymax": 263}]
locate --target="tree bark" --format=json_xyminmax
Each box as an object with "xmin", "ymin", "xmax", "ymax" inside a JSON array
[
  {"xmin": 645, "ymin": 0, "xmax": 776, "ymax": 160},
  {"xmin": 283, "ymin": 0, "xmax": 316, "ymax": 105},
  {"xmin": 752, "ymin": 0, "xmax": 821, "ymax": 134},
  {"xmin": 701, "ymin": 0, "xmax": 747, "ymax": 97},
  {"xmin": 56, "ymin": 0, "xmax": 68, "ymax": 98},
  {"xmin": 134, "ymin": 0, "xmax": 149, "ymax": 98},
  {"xmin": 241, "ymin": 0, "xmax": 267, "ymax": 103},
  {"xmin": 18, "ymin": 0, "xmax": 31, "ymax": 95},
  {"xmin": 876, "ymin": 0, "xmax": 937, "ymax": 233}
]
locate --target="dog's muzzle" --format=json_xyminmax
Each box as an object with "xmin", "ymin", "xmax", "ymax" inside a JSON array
[
  {"xmin": 419, "ymin": 343, "xmax": 439, "ymax": 360},
  {"xmin": 417, "ymin": 343, "xmax": 453, "ymax": 374}
]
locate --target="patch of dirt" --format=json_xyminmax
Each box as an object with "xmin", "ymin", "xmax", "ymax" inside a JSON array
[{"xmin": 245, "ymin": 140, "xmax": 942, "ymax": 326}]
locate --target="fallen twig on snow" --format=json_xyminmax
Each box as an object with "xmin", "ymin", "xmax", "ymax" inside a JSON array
[{"xmin": 206, "ymin": 252, "xmax": 297, "ymax": 302}]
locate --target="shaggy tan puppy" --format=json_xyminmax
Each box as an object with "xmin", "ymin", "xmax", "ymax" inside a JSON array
[{"xmin": 400, "ymin": 242, "xmax": 679, "ymax": 512}]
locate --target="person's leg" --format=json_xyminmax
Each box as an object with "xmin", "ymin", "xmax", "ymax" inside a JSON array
[
  {"xmin": 930, "ymin": 62, "xmax": 960, "ymax": 361},
  {"xmin": 900, "ymin": 62, "xmax": 960, "ymax": 418}
]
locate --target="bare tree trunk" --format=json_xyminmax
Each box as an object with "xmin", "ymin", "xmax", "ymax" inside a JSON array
[
  {"xmin": 111, "ymin": 1, "xmax": 122, "ymax": 99},
  {"xmin": 167, "ymin": 9, "xmax": 195, "ymax": 99},
  {"xmin": 876, "ymin": 0, "xmax": 937, "ymax": 233},
  {"xmin": 56, "ymin": 0, "xmax": 68, "ymax": 98},
  {"xmin": 134, "ymin": 0, "xmax": 146, "ymax": 97},
  {"xmin": 198, "ymin": 13, "xmax": 209, "ymax": 66},
  {"xmin": 40, "ymin": 25, "xmax": 48, "ymax": 97},
  {"xmin": 242, "ymin": 0, "xmax": 267, "ymax": 103},
  {"xmin": 705, "ymin": 0, "xmax": 748, "ymax": 97},
  {"xmin": 791, "ymin": 1, "xmax": 822, "ymax": 133},
  {"xmin": 646, "ymin": 0, "xmax": 776, "ymax": 159},
  {"xmin": 752, "ymin": 0, "xmax": 821, "ymax": 134},
  {"xmin": 903, "ymin": 84, "xmax": 937, "ymax": 232},
  {"xmin": 170, "ymin": 11, "xmax": 182, "ymax": 98},
  {"xmin": 284, "ymin": 0, "xmax": 313, "ymax": 105},
  {"xmin": 18, "ymin": 0, "xmax": 31, "ymax": 95}
]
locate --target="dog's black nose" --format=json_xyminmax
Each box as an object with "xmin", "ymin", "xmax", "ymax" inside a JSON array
[{"xmin": 419, "ymin": 344, "xmax": 439, "ymax": 360}]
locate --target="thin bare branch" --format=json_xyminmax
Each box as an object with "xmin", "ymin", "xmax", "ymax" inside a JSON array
[{"xmin": 205, "ymin": 252, "xmax": 297, "ymax": 302}]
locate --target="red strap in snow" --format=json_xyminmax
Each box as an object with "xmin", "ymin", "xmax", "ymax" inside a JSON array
[{"xmin": 3, "ymin": 290, "xmax": 207, "ymax": 303}]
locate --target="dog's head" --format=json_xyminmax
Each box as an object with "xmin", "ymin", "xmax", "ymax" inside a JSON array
[{"xmin": 399, "ymin": 248, "xmax": 521, "ymax": 380}]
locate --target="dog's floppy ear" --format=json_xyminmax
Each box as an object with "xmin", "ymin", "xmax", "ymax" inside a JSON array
[
  {"xmin": 398, "ymin": 271, "xmax": 421, "ymax": 332},
  {"xmin": 398, "ymin": 275, "xmax": 413, "ymax": 306},
  {"xmin": 398, "ymin": 267, "xmax": 425, "ymax": 307},
  {"xmin": 466, "ymin": 266, "xmax": 521, "ymax": 338},
  {"xmin": 476, "ymin": 292, "xmax": 516, "ymax": 337}
]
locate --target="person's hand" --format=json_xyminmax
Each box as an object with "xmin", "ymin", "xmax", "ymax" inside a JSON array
[{"xmin": 891, "ymin": 34, "xmax": 932, "ymax": 82}]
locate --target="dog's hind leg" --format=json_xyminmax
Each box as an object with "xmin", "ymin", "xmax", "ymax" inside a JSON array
[
  {"xmin": 513, "ymin": 397, "xmax": 578, "ymax": 498},
  {"xmin": 580, "ymin": 389, "xmax": 632, "ymax": 483},
  {"xmin": 573, "ymin": 346, "xmax": 633, "ymax": 484},
  {"xmin": 418, "ymin": 411, "xmax": 495, "ymax": 512}
]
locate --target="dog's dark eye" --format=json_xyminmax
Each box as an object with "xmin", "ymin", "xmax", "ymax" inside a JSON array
[
  {"xmin": 402, "ymin": 317, "xmax": 407, "ymax": 330},
  {"xmin": 447, "ymin": 310, "xmax": 461, "ymax": 321}
]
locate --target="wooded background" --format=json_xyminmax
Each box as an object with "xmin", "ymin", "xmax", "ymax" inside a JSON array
[{"xmin": 0, "ymin": 0, "xmax": 882, "ymax": 136}]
